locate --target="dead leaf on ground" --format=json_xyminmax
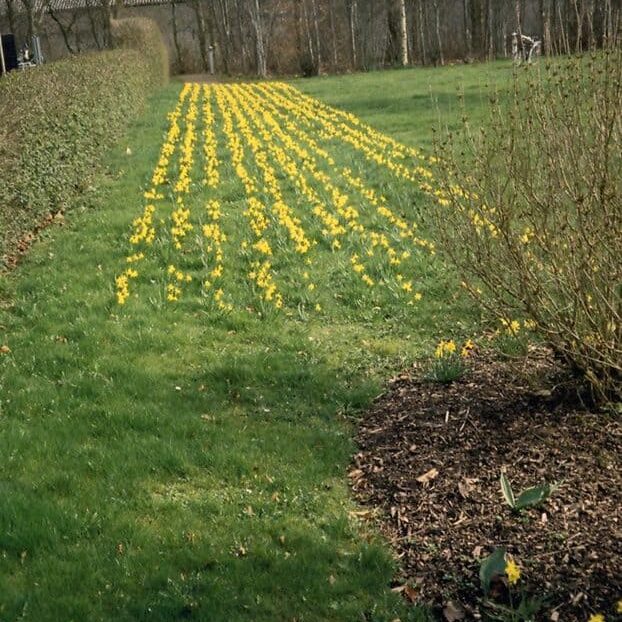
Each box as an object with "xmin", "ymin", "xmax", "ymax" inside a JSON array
[
  {"xmin": 443, "ymin": 600, "xmax": 465, "ymax": 621},
  {"xmin": 458, "ymin": 478, "xmax": 476, "ymax": 498},
  {"xmin": 403, "ymin": 585, "xmax": 418, "ymax": 603},
  {"xmin": 416, "ymin": 468, "xmax": 439, "ymax": 484},
  {"xmin": 348, "ymin": 468, "xmax": 364, "ymax": 480},
  {"xmin": 0, "ymin": 345, "xmax": 10, "ymax": 354},
  {"xmin": 391, "ymin": 584, "xmax": 418, "ymax": 603}
]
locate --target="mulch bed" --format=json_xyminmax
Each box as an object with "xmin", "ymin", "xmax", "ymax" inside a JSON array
[{"xmin": 350, "ymin": 347, "xmax": 621, "ymax": 621}]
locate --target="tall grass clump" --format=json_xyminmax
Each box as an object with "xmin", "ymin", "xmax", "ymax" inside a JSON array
[{"xmin": 432, "ymin": 49, "xmax": 621, "ymax": 402}]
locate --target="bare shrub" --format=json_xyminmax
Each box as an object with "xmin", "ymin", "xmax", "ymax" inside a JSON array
[{"xmin": 431, "ymin": 50, "xmax": 622, "ymax": 402}]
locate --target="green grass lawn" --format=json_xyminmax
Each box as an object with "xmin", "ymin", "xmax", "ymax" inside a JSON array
[
  {"xmin": 292, "ymin": 61, "xmax": 513, "ymax": 150},
  {"xmin": 0, "ymin": 63, "xmax": 510, "ymax": 621}
]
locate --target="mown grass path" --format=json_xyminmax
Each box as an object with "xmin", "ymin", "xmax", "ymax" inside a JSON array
[{"xmin": 0, "ymin": 65, "xmax": 507, "ymax": 621}]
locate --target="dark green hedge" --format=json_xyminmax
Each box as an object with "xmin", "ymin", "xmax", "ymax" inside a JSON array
[
  {"xmin": 111, "ymin": 17, "xmax": 169, "ymax": 92},
  {"xmin": 0, "ymin": 18, "xmax": 168, "ymax": 265}
]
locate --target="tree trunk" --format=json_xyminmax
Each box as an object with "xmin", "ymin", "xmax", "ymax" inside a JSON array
[
  {"xmin": 571, "ymin": 0, "xmax": 583, "ymax": 52},
  {"xmin": 558, "ymin": 0, "xmax": 570, "ymax": 53},
  {"xmin": 417, "ymin": 0, "xmax": 427, "ymax": 65},
  {"xmin": 192, "ymin": 0, "xmax": 209, "ymax": 72},
  {"xmin": 5, "ymin": 0, "xmax": 17, "ymax": 35},
  {"xmin": 329, "ymin": 0, "xmax": 338, "ymax": 68},
  {"xmin": 234, "ymin": 0, "xmax": 250, "ymax": 73},
  {"xmin": 348, "ymin": 0, "xmax": 358, "ymax": 69},
  {"xmin": 463, "ymin": 0, "xmax": 473, "ymax": 59},
  {"xmin": 48, "ymin": 7, "xmax": 77, "ymax": 54},
  {"xmin": 585, "ymin": 0, "xmax": 595, "ymax": 49},
  {"xmin": 301, "ymin": 0, "xmax": 316, "ymax": 72},
  {"xmin": 99, "ymin": 0, "xmax": 113, "ymax": 47},
  {"xmin": 171, "ymin": 1, "xmax": 183, "ymax": 72},
  {"xmin": 214, "ymin": 0, "xmax": 232, "ymax": 74},
  {"xmin": 541, "ymin": 0, "xmax": 552, "ymax": 54},
  {"xmin": 486, "ymin": 0, "xmax": 494, "ymax": 59},
  {"xmin": 433, "ymin": 0, "xmax": 444, "ymax": 65},
  {"xmin": 398, "ymin": 0, "xmax": 408, "ymax": 65},
  {"xmin": 470, "ymin": 0, "xmax": 486, "ymax": 56},
  {"xmin": 310, "ymin": 0, "xmax": 322, "ymax": 73},
  {"xmin": 85, "ymin": 0, "xmax": 104, "ymax": 50},
  {"xmin": 23, "ymin": 0, "xmax": 36, "ymax": 41},
  {"xmin": 250, "ymin": 0, "xmax": 267, "ymax": 77}
]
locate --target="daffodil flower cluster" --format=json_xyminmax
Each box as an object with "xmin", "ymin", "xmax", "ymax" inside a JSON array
[
  {"xmin": 248, "ymin": 83, "xmax": 426, "ymax": 302},
  {"xmin": 115, "ymin": 85, "xmax": 191, "ymax": 304},
  {"xmin": 434, "ymin": 338, "xmax": 458, "ymax": 359},
  {"xmin": 171, "ymin": 84, "xmax": 200, "ymax": 250},
  {"xmin": 115, "ymin": 81, "xmax": 453, "ymax": 314},
  {"xmin": 202, "ymin": 85, "xmax": 219, "ymax": 188},
  {"xmin": 269, "ymin": 83, "xmax": 434, "ymax": 188},
  {"xmin": 213, "ymin": 84, "xmax": 283, "ymax": 308},
  {"xmin": 202, "ymin": 199, "xmax": 233, "ymax": 311}
]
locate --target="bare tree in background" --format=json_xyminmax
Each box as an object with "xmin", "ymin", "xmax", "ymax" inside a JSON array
[
  {"xmin": 348, "ymin": 0, "xmax": 359, "ymax": 69},
  {"xmin": 1, "ymin": 0, "xmax": 619, "ymax": 75},
  {"xmin": 5, "ymin": 0, "xmax": 17, "ymax": 34},
  {"xmin": 416, "ymin": 0, "xmax": 428, "ymax": 65},
  {"xmin": 249, "ymin": 0, "xmax": 267, "ymax": 76},
  {"xmin": 170, "ymin": 0, "xmax": 183, "ymax": 71},
  {"xmin": 463, "ymin": 0, "xmax": 473, "ymax": 59},
  {"xmin": 47, "ymin": 3, "xmax": 79, "ymax": 53},
  {"xmin": 397, "ymin": 0, "xmax": 408, "ymax": 65},
  {"xmin": 432, "ymin": 0, "xmax": 444, "ymax": 64}
]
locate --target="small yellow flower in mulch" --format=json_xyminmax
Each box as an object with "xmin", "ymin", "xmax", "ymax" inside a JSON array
[{"xmin": 505, "ymin": 557, "xmax": 521, "ymax": 585}]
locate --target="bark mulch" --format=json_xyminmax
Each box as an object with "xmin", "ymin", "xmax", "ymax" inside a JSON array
[{"xmin": 350, "ymin": 347, "xmax": 621, "ymax": 621}]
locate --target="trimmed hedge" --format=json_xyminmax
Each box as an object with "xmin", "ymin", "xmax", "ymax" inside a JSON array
[{"xmin": 0, "ymin": 18, "xmax": 168, "ymax": 265}]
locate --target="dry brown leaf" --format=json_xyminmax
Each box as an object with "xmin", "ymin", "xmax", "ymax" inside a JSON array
[
  {"xmin": 348, "ymin": 468, "xmax": 364, "ymax": 480},
  {"xmin": 0, "ymin": 345, "xmax": 10, "ymax": 354},
  {"xmin": 416, "ymin": 468, "xmax": 439, "ymax": 484},
  {"xmin": 443, "ymin": 600, "xmax": 465, "ymax": 621},
  {"xmin": 403, "ymin": 585, "xmax": 418, "ymax": 603},
  {"xmin": 458, "ymin": 478, "xmax": 475, "ymax": 498}
]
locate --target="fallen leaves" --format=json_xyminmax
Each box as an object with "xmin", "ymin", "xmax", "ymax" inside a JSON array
[
  {"xmin": 416, "ymin": 468, "xmax": 439, "ymax": 484},
  {"xmin": 443, "ymin": 600, "xmax": 465, "ymax": 621},
  {"xmin": 350, "ymin": 347, "xmax": 622, "ymax": 617},
  {"xmin": 458, "ymin": 478, "xmax": 477, "ymax": 499},
  {"xmin": 0, "ymin": 345, "xmax": 10, "ymax": 355},
  {"xmin": 391, "ymin": 584, "xmax": 418, "ymax": 603}
]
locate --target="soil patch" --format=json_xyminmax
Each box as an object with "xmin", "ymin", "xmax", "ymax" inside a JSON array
[{"xmin": 351, "ymin": 348, "xmax": 621, "ymax": 620}]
